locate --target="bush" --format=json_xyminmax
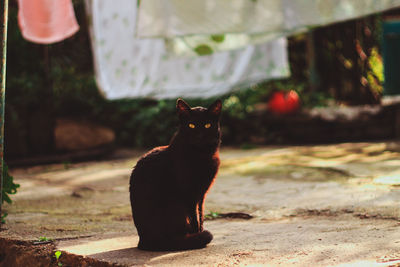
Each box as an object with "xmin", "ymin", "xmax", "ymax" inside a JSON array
[{"xmin": 1, "ymin": 161, "xmax": 20, "ymax": 223}]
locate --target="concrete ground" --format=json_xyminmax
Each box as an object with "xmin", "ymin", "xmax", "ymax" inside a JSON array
[{"xmin": 2, "ymin": 142, "xmax": 400, "ymax": 266}]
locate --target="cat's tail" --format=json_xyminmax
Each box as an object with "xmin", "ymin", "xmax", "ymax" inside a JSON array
[{"xmin": 138, "ymin": 230, "xmax": 213, "ymax": 251}]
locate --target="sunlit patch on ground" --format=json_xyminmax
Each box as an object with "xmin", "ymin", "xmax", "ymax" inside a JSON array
[{"xmin": 374, "ymin": 174, "xmax": 400, "ymax": 186}]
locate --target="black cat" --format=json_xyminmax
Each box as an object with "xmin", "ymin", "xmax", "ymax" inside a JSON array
[{"xmin": 129, "ymin": 98, "xmax": 222, "ymax": 251}]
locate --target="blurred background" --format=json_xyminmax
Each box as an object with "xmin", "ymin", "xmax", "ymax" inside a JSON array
[{"xmin": 5, "ymin": 0, "xmax": 400, "ymax": 165}]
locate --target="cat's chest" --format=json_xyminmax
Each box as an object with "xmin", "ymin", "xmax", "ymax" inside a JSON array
[{"xmin": 174, "ymin": 153, "xmax": 219, "ymax": 179}]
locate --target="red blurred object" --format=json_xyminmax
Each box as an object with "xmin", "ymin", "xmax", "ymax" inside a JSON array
[{"xmin": 268, "ymin": 90, "xmax": 300, "ymax": 114}]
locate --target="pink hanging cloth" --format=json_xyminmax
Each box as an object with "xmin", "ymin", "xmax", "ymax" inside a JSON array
[{"xmin": 17, "ymin": 0, "xmax": 79, "ymax": 44}]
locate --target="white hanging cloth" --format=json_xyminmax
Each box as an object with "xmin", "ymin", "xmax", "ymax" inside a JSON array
[
  {"xmin": 85, "ymin": 0, "xmax": 289, "ymax": 100},
  {"xmin": 137, "ymin": 0, "xmax": 400, "ymax": 55},
  {"xmin": 137, "ymin": 0, "xmax": 400, "ymax": 38}
]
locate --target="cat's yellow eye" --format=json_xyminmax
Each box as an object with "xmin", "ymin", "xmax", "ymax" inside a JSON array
[
  {"xmin": 188, "ymin": 123, "xmax": 195, "ymax": 129},
  {"xmin": 204, "ymin": 123, "xmax": 211, "ymax": 129}
]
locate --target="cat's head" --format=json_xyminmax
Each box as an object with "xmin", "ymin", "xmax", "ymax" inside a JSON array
[{"xmin": 176, "ymin": 98, "xmax": 222, "ymax": 147}]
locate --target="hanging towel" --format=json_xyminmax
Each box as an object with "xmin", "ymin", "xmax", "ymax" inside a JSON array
[
  {"xmin": 137, "ymin": 0, "xmax": 400, "ymax": 55},
  {"xmin": 138, "ymin": 0, "xmax": 400, "ymax": 37},
  {"xmin": 85, "ymin": 0, "xmax": 289, "ymax": 100},
  {"xmin": 18, "ymin": 0, "xmax": 79, "ymax": 44}
]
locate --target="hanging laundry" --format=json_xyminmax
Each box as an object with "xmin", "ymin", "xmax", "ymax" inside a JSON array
[
  {"xmin": 138, "ymin": 0, "xmax": 400, "ymax": 37},
  {"xmin": 137, "ymin": 0, "xmax": 282, "ymax": 37},
  {"xmin": 18, "ymin": 0, "xmax": 79, "ymax": 44},
  {"xmin": 85, "ymin": 0, "xmax": 289, "ymax": 100},
  {"xmin": 137, "ymin": 0, "xmax": 400, "ymax": 54},
  {"xmin": 164, "ymin": 33, "xmax": 283, "ymax": 57}
]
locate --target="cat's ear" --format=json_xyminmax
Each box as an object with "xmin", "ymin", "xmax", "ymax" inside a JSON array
[
  {"xmin": 176, "ymin": 98, "xmax": 191, "ymax": 116},
  {"xmin": 208, "ymin": 99, "xmax": 222, "ymax": 117}
]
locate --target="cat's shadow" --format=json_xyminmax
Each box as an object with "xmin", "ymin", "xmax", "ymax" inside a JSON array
[{"xmin": 89, "ymin": 246, "xmax": 200, "ymax": 266}]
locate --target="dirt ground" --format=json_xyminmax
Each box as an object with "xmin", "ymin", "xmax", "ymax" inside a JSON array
[{"xmin": 2, "ymin": 142, "xmax": 400, "ymax": 266}]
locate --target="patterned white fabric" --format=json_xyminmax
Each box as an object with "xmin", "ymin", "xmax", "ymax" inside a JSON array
[
  {"xmin": 85, "ymin": 0, "xmax": 289, "ymax": 100},
  {"xmin": 138, "ymin": 0, "xmax": 400, "ymax": 37},
  {"xmin": 137, "ymin": 0, "xmax": 400, "ymax": 55}
]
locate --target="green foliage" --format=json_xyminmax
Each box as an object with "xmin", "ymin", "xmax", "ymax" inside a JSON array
[
  {"xmin": 38, "ymin": 236, "xmax": 51, "ymax": 242},
  {"xmin": 240, "ymin": 143, "xmax": 257, "ymax": 150},
  {"xmin": 1, "ymin": 161, "xmax": 19, "ymax": 224},
  {"xmin": 54, "ymin": 250, "xmax": 63, "ymax": 266},
  {"xmin": 2, "ymin": 161, "xmax": 20, "ymax": 205},
  {"xmin": 367, "ymin": 47, "xmax": 384, "ymax": 95},
  {"xmin": 312, "ymin": 15, "xmax": 384, "ymax": 104},
  {"xmin": 1, "ymin": 212, "xmax": 7, "ymax": 224},
  {"xmin": 369, "ymin": 47, "xmax": 384, "ymax": 83},
  {"xmin": 54, "ymin": 251, "xmax": 62, "ymax": 260},
  {"xmin": 205, "ymin": 211, "xmax": 220, "ymax": 220}
]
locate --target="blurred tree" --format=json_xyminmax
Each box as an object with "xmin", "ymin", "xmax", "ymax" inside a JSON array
[{"xmin": 313, "ymin": 15, "xmax": 383, "ymax": 105}]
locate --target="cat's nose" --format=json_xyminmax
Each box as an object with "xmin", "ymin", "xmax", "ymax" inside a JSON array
[{"xmin": 195, "ymin": 134, "xmax": 205, "ymax": 142}]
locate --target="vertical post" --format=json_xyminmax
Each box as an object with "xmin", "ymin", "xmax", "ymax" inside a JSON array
[{"xmin": 0, "ymin": 0, "xmax": 9, "ymax": 223}]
